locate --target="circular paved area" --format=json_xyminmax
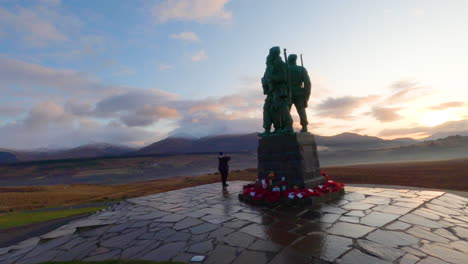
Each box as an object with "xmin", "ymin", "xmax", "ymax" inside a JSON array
[{"xmin": 0, "ymin": 181, "xmax": 467, "ymax": 264}]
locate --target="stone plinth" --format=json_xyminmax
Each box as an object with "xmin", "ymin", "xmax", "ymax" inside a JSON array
[{"xmin": 257, "ymin": 132, "xmax": 324, "ymax": 188}]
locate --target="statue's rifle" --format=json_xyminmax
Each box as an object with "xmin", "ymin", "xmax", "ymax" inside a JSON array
[
  {"xmin": 283, "ymin": 49, "xmax": 292, "ymax": 101},
  {"xmin": 300, "ymin": 54, "xmax": 305, "ymax": 89}
]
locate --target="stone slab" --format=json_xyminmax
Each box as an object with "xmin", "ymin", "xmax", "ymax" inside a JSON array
[{"xmin": 0, "ymin": 181, "xmax": 467, "ymax": 264}]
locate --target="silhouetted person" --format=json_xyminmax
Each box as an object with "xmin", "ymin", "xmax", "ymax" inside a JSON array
[{"xmin": 218, "ymin": 152, "xmax": 231, "ymax": 188}]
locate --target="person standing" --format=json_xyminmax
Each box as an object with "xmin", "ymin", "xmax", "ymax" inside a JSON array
[{"xmin": 218, "ymin": 152, "xmax": 231, "ymax": 188}]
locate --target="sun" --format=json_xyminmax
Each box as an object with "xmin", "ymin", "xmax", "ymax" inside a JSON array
[{"xmin": 418, "ymin": 110, "xmax": 454, "ymax": 127}]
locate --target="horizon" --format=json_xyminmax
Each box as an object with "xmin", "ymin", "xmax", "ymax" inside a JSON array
[
  {"xmin": 1, "ymin": 0, "xmax": 468, "ymax": 149},
  {"xmin": 3, "ymin": 130, "xmax": 462, "ymax": 152}
]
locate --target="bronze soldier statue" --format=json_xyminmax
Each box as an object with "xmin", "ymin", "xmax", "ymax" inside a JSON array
[
  {"xmin": 259, "ymin": 46, "xmax": 294, "ymax": 136},
  {"xmin": 260, "ymin": 48, "xmax": 278, "ymax": 136},
  {"xmin": 287, "ymin": 54, "xmax": 311, "ymax": 132}
]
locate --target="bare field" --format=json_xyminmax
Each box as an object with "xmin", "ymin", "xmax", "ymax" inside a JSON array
[
  {"xmin": 0, "ymin": 153, "xmax": 257, "ymax": 186},
  {"xmin": 1, "ymin": 158, "xmax": 467, "ymax": 213},
  {"xmin": 0, "ymin": 169, "xmax": 257, "ymax": 213},
  {"xmin": 324, "ymin": 158, "xmax": 468, "ymax": 191}
]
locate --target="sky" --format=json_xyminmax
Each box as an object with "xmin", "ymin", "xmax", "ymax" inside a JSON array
[{"xmin": 1, "ymin": 0, "xmax": 468, "ymax": 149}]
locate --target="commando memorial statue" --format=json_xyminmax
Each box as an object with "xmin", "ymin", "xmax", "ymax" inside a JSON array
[
  {"xmin": 288, "ymin": 54, "xmax": 311, "ymax": 132},
  {"xmin": 260, "ymin": 46, "xmax": 294, "ymax": 136},
  {"xmin": 239, "ymin": 46, "xmax": 345, "ymax": 206}
]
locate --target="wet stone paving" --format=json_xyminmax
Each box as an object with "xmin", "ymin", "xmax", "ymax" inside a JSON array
[{"xmin": 1, "ymin": 181, "xmax": 468, "ymax": 264}]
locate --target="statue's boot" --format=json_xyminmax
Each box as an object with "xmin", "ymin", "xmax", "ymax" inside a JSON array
[
  {"xmin": 300, "ymin": 125, "xmax": 308, "ymax": 132},
  {"xmin": 258, "ymin": 129, "xmax": 271, "ymax": 137},
  {"xmin": 279, "ymin": 127, "xmax": 294, "ymax": 135}
]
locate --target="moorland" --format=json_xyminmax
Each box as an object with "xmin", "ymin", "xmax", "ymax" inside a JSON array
[{"xmin": 1, "ymin": 158, "xmax": 467, "ymax": 214}]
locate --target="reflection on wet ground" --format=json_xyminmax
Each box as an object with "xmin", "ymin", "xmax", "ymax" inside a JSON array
[{"xmin": 0, "ymin": 181, "xmax": 467, "ymax": 264}]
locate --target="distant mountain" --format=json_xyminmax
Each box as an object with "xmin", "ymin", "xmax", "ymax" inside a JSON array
[
  {"xmin": 137, "ymin": 132, "xmax": 418, "ymax": 155},
  {"xmin": 9, "ymin": 143, "xmax": 136, "ymax": 162},
  {"xmin": 319, "ymin": 135, "xmax": 468, "ymax": 166},
  {"xmin": 57, "ymin": 143, "xmax": 136, "ymax": 159},
  {"xmin": 138, "ymin": 133, "xmax": 258, "ymax": 154},
  {"xmin": 422, "ymin": 130, "xmax": 468, "ymax": 141},
  {"xmin": 0, "ymin": 152, "xmax": 18, "ymax": 163},
  {"xmin": 413, "ymin": 135, "xmax": 468, "ymax": 147},
  {"xmin": 315, "ymin": 133, "xmax": 417, "ymax": 150},
  {"xmin": 2, "ymin": 132, "xmax": 464, "ymax": 164}
]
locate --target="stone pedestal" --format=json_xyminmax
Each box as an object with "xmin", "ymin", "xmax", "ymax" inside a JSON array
[{"xmin": 257, "ymin": 132, "xmax": 324, "ymax": 188}]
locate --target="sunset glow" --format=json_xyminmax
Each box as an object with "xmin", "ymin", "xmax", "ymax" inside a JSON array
[
  {"xmin": 0, "ymin": 0, "xmax": 468, "ymax": 149},
  {"xmin": 418, "ymin": 110, "xmax": 455, "ymax": 127}
]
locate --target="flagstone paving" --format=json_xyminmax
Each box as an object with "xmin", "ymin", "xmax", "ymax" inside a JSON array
[{"xmin": 0, "ymin": 181, "xmax": 467, "ymax": 264}]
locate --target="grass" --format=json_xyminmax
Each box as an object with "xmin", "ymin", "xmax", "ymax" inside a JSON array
[
  {"xmin": 0, "ymin": 169, "xmax": 257, "ymax": 213},
  {"xmin": 0, "ymin": 207, "xmax": 105, "ymax": 229},
  {"xmin": 40, "ymin": 261, "xmax": 185, "ymax": 264}
]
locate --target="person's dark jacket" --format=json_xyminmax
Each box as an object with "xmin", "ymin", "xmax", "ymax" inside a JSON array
[{"xmin": 218, "ymin": 156, "xmax": 231, "ymax": 172}]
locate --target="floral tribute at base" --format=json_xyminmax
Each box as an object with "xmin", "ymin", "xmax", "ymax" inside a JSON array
[{"xmin": 238, "ymin": 172, "xmax": 345, "ymax": 206}]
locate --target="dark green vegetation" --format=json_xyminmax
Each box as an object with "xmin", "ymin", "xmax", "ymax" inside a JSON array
[{"xmin": 0, "ymin": 207, "xmax": 105, "ymax": 229}]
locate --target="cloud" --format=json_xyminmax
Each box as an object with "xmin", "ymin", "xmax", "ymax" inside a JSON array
[
  {"xmin": 315, "ymin": 95, "xmax": 380, "ymax": 120},
  {"xmin": 43, "ymin": 35, "xmax": 109, "ymax": 62},
  {"xmin": 0, "ymin": 7, "xmax": 67, "ymax": 45},
  {"xmin": 385, "ymin": 80, "xmax": 428, "ymax": 104},
  {"xmin": 371, "ymin": 106, "xmax": 402, "ymax": 122},
  {"xmin": 378, "ymin": 119, "xmax": 468, "ymax": 138},
  {"xmin": 170, "ymin": 112, "xmax": 261, "ymax": 138},
  {"xmin": 169, "ymin": 89, "xmax": 264, "ymax": 137},
  {"xmin": 0, "ymin": 2, "xmax": 81, "ymax": 47},
  {"xmin": 112, "ymin": 66, "xmax": 136, "ymax": 76},
  {"xmin": 170, "ymin": 32, "xmax": 200, "ymax": 42},
  {"xmin": 120, "ymin": 105, "xmax": 180, "ymax": 127},
  {"xmin": 412, "ymin": 8, "xmax": 425, "ymax": 17},
  {"xmin": 0, "ymin": 54, "xmax": 268, "ymax": 149},
  {"xmin": 0, "ymin": 86, "xmax": 264, "ymax": 148},
  {"xmin": 0, "ymin": 100, "xmax": 166, "ymax": 149},
  {"xmin": 351, "ymin": 128, "xmax": 367, "ymax": 133},
  {"xmin": 22, "ymin": 101, "xmax": 73, "ymax": 129},
  {"xmin": 94, "ymin": 90, "xmax": 177, "ymax": 117},
  {"xmin": 429, "ymin": 101, "xmax": 464, "ymax": 110},
  {"xmin": 192, "ymin": 50, "xmax": 208, "ymax": 61},
  {"xmin": 152, "ymin": 0, "xmax": 232, "ymax": 23},
  {"xmin": 0, "ymin": 57, "xmax": 124, "ymax": 99},
  {"xmin": 64, "ymin": 101, "xmax": 94, "ymax": 116},
  {"xmin": 0, "ymin": 106, "xmax": 25, "ymax": 117},
  {"xmin": 159, "ymin": 64, "xmax": 174, "ymax": 71}
]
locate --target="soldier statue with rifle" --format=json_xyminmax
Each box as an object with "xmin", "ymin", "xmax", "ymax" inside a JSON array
[
  {"xmin": 259, "ymin": 46, "xmax": 294, "ymax": 136},
  {"xmin": 287, "ymin": 53, "xmax": 311, "ymax": 132}
]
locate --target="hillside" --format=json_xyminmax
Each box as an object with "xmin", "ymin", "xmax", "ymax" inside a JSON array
[
  {"xmin": 0, "ymin": 152, "xmax": 18, "ymax": 164},
  {"xmin": 319, "ymin": 135, "xmax": 468, "ymax": 166},
  {"xmin": 10, "ymin": 143, "xmax": 135, "ymax": 162},
  {"xmin": 137, "ymin": 132, "xmax": 418, "ymax": 155},
  {"xmin": 138, "ymin": 133, "xmax": 258, "ymax": 154},
  {"xmin": 315, "ymin": 133, "xmax": 417, "ymax": 150},
  {"xmin": 3, "ymin": 133, "xmax": 467, "ymax": 164},
  {"xmin": 1, "ymin": 135, "xmax": 468, "ymax": 187}
]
